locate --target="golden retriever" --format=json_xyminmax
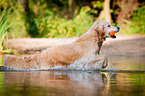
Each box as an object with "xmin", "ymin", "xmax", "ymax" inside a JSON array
[{"xmin": 4, "ymin": 20, "xmax": 119, "ymax": 70}]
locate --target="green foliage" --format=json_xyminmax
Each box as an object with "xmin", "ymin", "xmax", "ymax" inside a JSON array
[
  {"xmin": 91, "ymin": 1, "xmax": 103, "ymax": 9},
  {"xmin": 90, "ymin": 1, "xmax": 104, "ymax": 15},
  {"xmin": 25, "ymin": 11, "xmax": 39, "ymax": 38},
  {"xmin": 35, "ymin": 7, "xmax": 93, "ymax": 38},
  {"xmin": 125, "ymin": 6, "xmax": 145, "ymax": 34},
  {"xmin": 0, "ymin": 0, "xmax": 143, "ymax": 38},
  {"xmin": 0, "ymin": 8, "xmax": 13, "ymax": 51},
  {"xmin": 0, "ymin": 0, "xmax": 93, "ymax": 38},
  {"xmin": 0, "ymin": 0, "xmax": 27, "ymax": 38},
  {"xmin": 0, "ymin": 55, "xmax": 4, "ymax": 66}
]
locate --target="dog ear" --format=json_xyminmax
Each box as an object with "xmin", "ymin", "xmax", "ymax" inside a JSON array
[{"xmin": 95, "ymin": 24, "xmax": 104, "ymax": 36}]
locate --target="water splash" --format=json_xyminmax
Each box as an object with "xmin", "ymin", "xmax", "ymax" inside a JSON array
[
  {"xmin": 65, "ymin": 55, "xmax": 104, "ymax": 70},
  {"xmin": 105, "ymin": 62, "xmax": 115, "ymax": 70}
]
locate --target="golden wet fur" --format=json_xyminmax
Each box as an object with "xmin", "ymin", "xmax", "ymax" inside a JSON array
[{"xmin": 4, "ymin": 20, "xmax": 119, "ymax": 70}]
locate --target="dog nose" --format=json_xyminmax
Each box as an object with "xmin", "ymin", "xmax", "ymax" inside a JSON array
[{"xmin": 117, "ymin": 27, "xmax": 120, "ymax": 31}]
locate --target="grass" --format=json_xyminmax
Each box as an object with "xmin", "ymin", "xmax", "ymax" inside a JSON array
[{"xmin": 0, "ymin": 8, "xmax": 14, "ymax": 53}]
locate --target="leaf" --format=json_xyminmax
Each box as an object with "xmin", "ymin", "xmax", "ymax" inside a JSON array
[{"xmin": 0, "ymin": 8, "xmax": 14, "ymax": 51}]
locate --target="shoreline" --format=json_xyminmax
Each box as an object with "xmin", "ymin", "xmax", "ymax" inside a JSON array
[{"xmin": 4, "ymin": 36, "xmax": 145, "ymax": 56}]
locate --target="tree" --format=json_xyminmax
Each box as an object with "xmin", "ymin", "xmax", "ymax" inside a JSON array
[
  {"xmin": 104, "ymin": 0, "xmax": 111, "ymax": 23},
  {"xmin": 115, "ymin": 0, "xmax": 139, "ymax": 24},
  {"xmin": 98, "ymin": 0, "xmax": 111, "ymax": 23},
  {"xmin": 68, "ymin": 0, "xmax": 78, "ymax": 19},
  {"xmin": 23, "ymin": 0, "xmax": 39, "ymax": 37}
]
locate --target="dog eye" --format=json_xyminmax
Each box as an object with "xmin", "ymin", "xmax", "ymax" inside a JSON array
[{"xmin": 107, "ymin": 25, "xmax": 110, "ymax": 27}]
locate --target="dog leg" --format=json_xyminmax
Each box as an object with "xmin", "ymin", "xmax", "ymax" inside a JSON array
[{"xmin": 3, "ymin": 54, "xmax": 40, "ymax": 70}]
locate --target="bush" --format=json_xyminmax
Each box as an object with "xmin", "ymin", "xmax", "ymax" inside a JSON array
[
  {"xmin": 35, "ymin": 7, "xmax": 94, "ymax": 38},
  {"xmin": 125, "ymin": 6, "xmax": 145, "ymax": 34}
]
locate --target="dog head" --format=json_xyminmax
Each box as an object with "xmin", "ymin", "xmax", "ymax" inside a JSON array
[{"xmin": 92, "ymin": 20, "xmax": 119, "ymax": 39}]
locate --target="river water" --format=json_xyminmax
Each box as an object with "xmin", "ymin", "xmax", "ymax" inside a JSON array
[{"xmin": 0, "ymin": 54, "xmax": 145, "ymax": 96}]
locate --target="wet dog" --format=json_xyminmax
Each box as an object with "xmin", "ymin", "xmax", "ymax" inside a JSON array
[{"xmin": 4, "ymin": 20, "xmax": 119, "ymax": 70}]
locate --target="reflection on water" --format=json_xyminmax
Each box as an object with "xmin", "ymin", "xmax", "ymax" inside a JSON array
[
  {"xmin": 1, "ymin": 71, "xmax": 108, "ymax": 96},
  {"xmin": 0, "ymin": 71, "xmax": 145, "ymax": 96}
]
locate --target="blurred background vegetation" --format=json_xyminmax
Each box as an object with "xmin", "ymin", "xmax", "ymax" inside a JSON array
[{"xmin": 0, "ymin": 0, "xmax": 145, "ymax": 52}]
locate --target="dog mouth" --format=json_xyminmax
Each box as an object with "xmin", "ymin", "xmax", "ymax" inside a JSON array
[
  {"xmin": 111, "ymin": 35, "xmax": 116, "ymax": 38},
  {"xmin": 109, "ymin": 31, "xmax": 117, "ymax": 38}
]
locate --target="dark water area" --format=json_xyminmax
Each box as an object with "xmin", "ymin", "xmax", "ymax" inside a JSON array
[{"xmin": 0, "ymin": 54, "xmax": 145, "ymax": 96}]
